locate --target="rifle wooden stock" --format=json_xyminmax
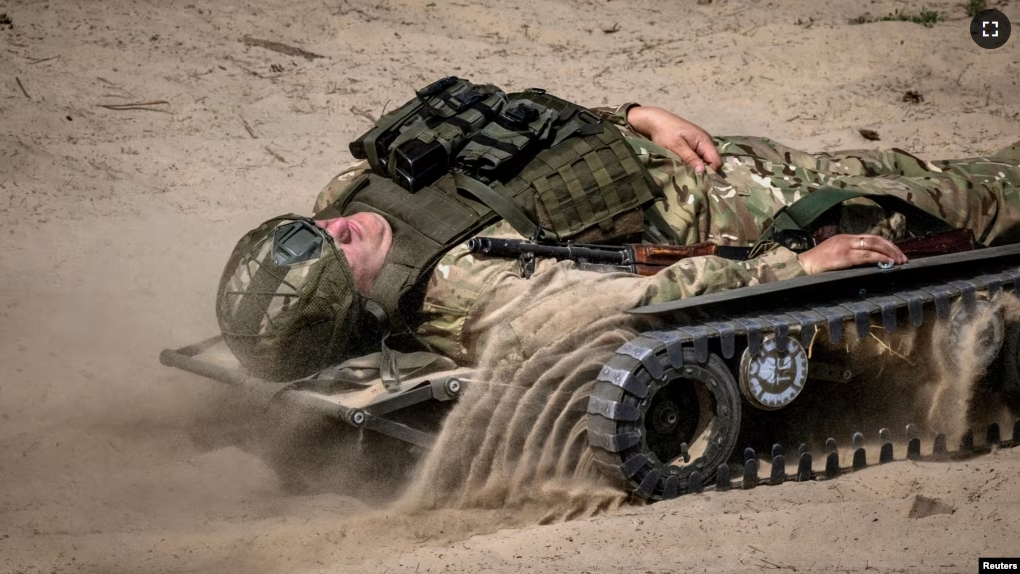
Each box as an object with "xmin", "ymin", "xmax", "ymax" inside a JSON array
[
  {"xmin": 630, "ymin": 243, "xmax": 719, "ymax": 265},
  {"xmin": 626, "ymin": 229, "xmax": 974, "ymax": 277},
  {"xmin": 894, "ymin": 228, "xmax": 975, "ymax": 259},
  {"xmin": 628, "ymin": 243, "xmax": 753, "ymax": 276}
]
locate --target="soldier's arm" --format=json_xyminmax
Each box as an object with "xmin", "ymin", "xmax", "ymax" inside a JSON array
[
  {"xmin": 415, "ymin": 230, "xmax": 908, "ymax": 365},
  {"xmin": 590, "ymin": 103, "xmax": 645, "ymax": 139},
  {"xmin": 639, "ymin": 246, "xmax": 807, "ymax": 305},
  {"xmin": 417, "ymin": 239, "xmax": 807, "ymax": 364},
  {"xmin": 465, "ymin": 245, "xmax": 810, "ymax": 363},
  {"xmin": 592, "ymin": 104, "xmax": 721, "ymax": 173}
]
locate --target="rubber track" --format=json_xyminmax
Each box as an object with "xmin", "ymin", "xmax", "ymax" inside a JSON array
[
  {"xmin": 689, "ymin": 421, "xmax": 1020, "ymax": 494},
  {"xmin": 587, "ymin": 266, "xmax": 1020, "ymax": 500}
]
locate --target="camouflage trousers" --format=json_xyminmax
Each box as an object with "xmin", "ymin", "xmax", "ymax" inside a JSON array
[{"xmin": 651, "ymin": 137, "xmax": 1020, "ymax": 247}]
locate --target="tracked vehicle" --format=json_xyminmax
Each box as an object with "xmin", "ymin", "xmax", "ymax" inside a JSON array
[{"xmin": 162, "ymin": 243, "xmax": 1020, "ymax": 500}]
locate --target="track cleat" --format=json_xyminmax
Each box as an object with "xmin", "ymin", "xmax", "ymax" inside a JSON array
[
  {"xmin": 852, "ymin": 432, "xmax": 864, "ymax": 450},
  {"xmin": 1014, "ymin": 418, "xmax": 1020, "ymax": 443},
  {"xmin": 798, "ymin": 443, "xmax": 809, "ymax": 456},
  {"xmin": 797, "ymin": 452, "xmax": 812, "ymax": 482},
  {"xmin": 825, "ymin": 438, "xmax": 838, "ymax": 454},
  {"xmin": 717, "ymin": 463, "xmax": 732, "ymax": 491},
  {"xmin": 906, "ymin": 424, "xmax": 919, "ymax": 441},
  {"xmin": 960, "ymin": 429, "xmax": 975, "ymax": 453},
  {"xmin": 771, "ymin": 455, "xmax": 786, "ymax": 485},
  {"xmin": 907, "ymin": 438, "xmax": 922, "ymax": 460},
  {"xmin": 934, "ymin": 433, "xmax": 949, "ymax": 459},
  {"xmin": 689, "ymin": 471, "xmax": 704, "ymax": 494},
  {"xmin": 771, "ymin": 443, "xmax": 783, "ymax": 460},
  {"xmin": 824, "ymin": 452, "xmax": 840, "ymax": 479},
  {"xmin": 636, "ymin": 469, "xmax": 661, "ymax": 499},
  {"xmin": 987, "ymin": 423, "xmax": 1001, "ymax": 446},
  {"xmin": 852, "ymin": 447, "xmax": 867, "ymax": 471},
  {"xmin": 879, "ymin": 442, "xmax": 894, "ymax": 464},
  {"xmin": 743, "ymin": 459, "xmax": 758, "ymax": 489},
  {"xmin": 744, "ymin": 447, "xmax": 756, "ymax": 462},
  {"xmin": 662, "ymin": 475, "xmax": 680, "ymax": 500},
  {"xmin": 879, "ymin": 428, "xmax": 891, "ymax": 442}
]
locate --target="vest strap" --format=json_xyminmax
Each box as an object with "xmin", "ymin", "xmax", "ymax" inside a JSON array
[
  {"xmin": 454, "ymin": 173, "xmax": 543, "ymax": 239},
  {"xmin": 753, "ymin": 186, "xmax": 961, "ymax": 255}
]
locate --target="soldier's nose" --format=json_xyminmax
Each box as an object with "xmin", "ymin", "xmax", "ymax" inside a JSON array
[{"xmin": 316, "ymin": 217, "xmax": 352, "ymax": 243}]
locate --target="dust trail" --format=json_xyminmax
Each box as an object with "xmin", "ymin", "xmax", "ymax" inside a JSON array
[
  {"xmin": 765, "ymin": 292, "xmax": 1020, "ymax": 454},
  {"xmin": 400, "ymin": 269, "xmax": 1020, "ymax": 521},
  {"xmin": 399, "ymin": 262, "xmax": 661, "ymax": 521},
  {"xmin": 924, "ymin": 293, "xmax": 1020, "ymax": 440}
]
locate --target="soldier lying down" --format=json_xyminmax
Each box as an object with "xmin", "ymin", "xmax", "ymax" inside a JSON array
[{"xmin": 215, "ymin": 91, "xmax": 1020, "ymax": 381}]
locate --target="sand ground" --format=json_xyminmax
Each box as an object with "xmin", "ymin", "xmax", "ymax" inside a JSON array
[{"xmin": 2, "ymin": 0, "xmax": 1020, "ymax": 572}]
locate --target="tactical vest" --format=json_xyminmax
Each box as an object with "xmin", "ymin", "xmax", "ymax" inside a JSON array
[
  {"xmin": 323, "ymin": 77, "xmax": 664, "ymax": 334},
  {"xmin": 321, "ymin": 172, "xmax": 498, "ymax": 335}
]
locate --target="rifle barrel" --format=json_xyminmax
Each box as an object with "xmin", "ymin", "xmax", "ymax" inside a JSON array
[{"xmin": 467, "ymin": 237, "xmax": 631, "ymax": 265}]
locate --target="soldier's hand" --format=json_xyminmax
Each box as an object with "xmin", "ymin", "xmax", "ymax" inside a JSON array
[
  {"xmin": 797, "ymin": 234, "xmax": 908, "ymax": 275},
  {"xmin": 625, "ymin": 105, "xmax": 722, "ymax": 173}
]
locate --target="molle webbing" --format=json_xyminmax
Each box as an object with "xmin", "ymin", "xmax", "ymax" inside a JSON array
[
  {"xmin": 348, "ymin": 78, "xmax": 663, "ymax": 245},
  {"xmin": 505, "ymin": 123, "xmax": 661, "ymax": 241}
]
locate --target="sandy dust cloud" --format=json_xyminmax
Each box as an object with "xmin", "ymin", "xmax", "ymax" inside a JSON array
[{"xmin": 3, "ymin": 0, "xmax": 1020, "ymax": 572}]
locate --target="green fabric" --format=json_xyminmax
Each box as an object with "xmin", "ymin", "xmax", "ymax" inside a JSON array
[
  {"xmin": 754, "ymin": 186, "xmax": 961, "ymax": 255},
  {"xmin": 779, "ymin": 186, "xmax": 954, "ymax": 234},
  {"xmin": 454, "ymin": 173, "xmax": 540, "ymax": 238},
  {"xmin": 501, "ymin": 118, "xmax": 662, "ymax": 242},
  {"xmin": 335, "ymin": 173, "xmax": 499, "ymax": 334},
  {"xmin": 349, "ymin": 79, "xmax": 663, "ymax": 245}
]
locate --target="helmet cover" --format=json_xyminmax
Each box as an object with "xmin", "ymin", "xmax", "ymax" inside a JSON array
[{"xmin": 216, "ymin": 216, "xmax": 362, "ymax": 381}]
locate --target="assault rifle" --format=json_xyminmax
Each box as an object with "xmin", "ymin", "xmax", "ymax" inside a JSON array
[
  {"xmin": 466, "ymin": 228, "xmax": 976, "ymax": 279},
  {"xmin": 466, "ymin": 237, "xmax": 752, "ymax": 278}
]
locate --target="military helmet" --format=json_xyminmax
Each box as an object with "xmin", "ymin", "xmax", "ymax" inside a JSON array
[{"xmin": 216, "ymin": 215, "xmax": 363, "ymax": 381}]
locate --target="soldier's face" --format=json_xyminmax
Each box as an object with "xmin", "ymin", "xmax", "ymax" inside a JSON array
[{"xmin": 315, "ymin": 213, "xmax": 393, "ymax": 293}]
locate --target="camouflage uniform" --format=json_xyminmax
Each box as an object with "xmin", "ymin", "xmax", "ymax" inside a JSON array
[
  {"xmin": 601, "ymin": 104, "xmax": 1020, "ymax": 248},
  {"xmin": 312, "ymin": 105, "xmax": 1020, "ymax": 364}
]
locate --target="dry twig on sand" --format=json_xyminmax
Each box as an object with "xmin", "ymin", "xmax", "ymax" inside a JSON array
[
  {"xmin": 242, "ymin": 119, "xmax": 258, "ymax": 139},
  {"xmin": 15, "ymin": 77, "xmax": 30, "ymax": 99},
  {"xmin": 263, "ymin": 146, "xmax": 287, "ymax": 163},
  {"xmin": 349, "ymin": 105, "xmax": 377, "ymax": 124},
  {"xmin": 242, "ymin": 35, "xmax": 325, "ymax": 60},
  {"xmin": 24, "ymin": 55, "xmax": 60, "ymax": 64},
  {"xmin": 97, "ymin": 100, "xmax": 171, "ymax": 113}
]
